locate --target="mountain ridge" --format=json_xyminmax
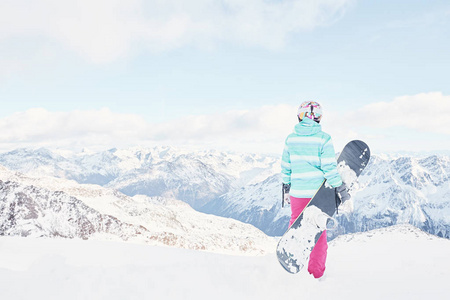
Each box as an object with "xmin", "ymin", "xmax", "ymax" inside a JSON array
[
  {"xmin": 0, "ymin": 165, "xmax": 275, "ymax": 255},
  {"xmin": 0, "ymin": 147, "xmax": 448, "ymax": 239}
]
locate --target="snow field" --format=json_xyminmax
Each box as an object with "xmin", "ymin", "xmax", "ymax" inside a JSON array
[
  {"xmin": 0, "ymin": 237, "xmax": 292, "ymax": 300},
  {"xmin": 323, "ymin": 225, "xmax": 450, "ymax": 299},
  {"xmin": 0, "ymin": 224, "xmax": 449, "ymax": 300}
]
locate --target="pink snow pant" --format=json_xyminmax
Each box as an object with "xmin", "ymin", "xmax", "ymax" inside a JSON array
[{"xmin": 289, "ymin": 196, "xmax": 328, "ymax": 279}]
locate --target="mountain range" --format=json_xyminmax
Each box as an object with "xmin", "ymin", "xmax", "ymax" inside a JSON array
[
  {"xmin": 0, "ymin": 147, "xmax": 448, "ymax": 239},
  {"xmin": 0, "ymin": 164, "xmax": 275, "ymax": 255}
]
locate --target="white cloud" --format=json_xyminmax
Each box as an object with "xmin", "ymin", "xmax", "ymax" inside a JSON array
[
  {"xmin": 0, "ymin": 108, "xmax": 149, "ymax": 148},
  {"xmin": 347, "ymin": 92, "xmax": 450, "ymax": 135},
  {"xmin": 0, "ymin": 0, "xmax": 353, "ymax": 63},
  {"xmin": 324, "ymin": 92, "xmax": 450, "ymax": 153},
  {"xmin": 151, "ymin": 104, "xmax": 296, "ymax": 141},
  {"xmin": 0, "ymin": 92, "xmax": 448, "ymax": 154},
  {"xmin": 0, "ymin": 105, "xmax": 297, "ymax": 153}
]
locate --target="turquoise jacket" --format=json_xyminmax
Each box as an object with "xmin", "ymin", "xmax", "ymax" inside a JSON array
[{"xmin": 281, "ymin": 117, "xmax": 342, "ymax": 198}]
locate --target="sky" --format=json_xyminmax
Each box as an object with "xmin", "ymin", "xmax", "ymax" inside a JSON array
[{"xmin": 0, "ymin": 0, "xmax": 449, "ymax": 155}]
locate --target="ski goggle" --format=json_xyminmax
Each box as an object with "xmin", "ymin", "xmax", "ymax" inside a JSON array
[
  {"xmin": 300, "ymin": 101, "xmax": 321, "ymax": 109},
  {"xmin": 298, "ymin": 112, "xmax": 322, "ymax": 120}
]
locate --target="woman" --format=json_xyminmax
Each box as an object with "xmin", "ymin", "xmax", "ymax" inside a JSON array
[{"xmin": 281, "ymin": 101, "xmax": 348, "ymax": 278}]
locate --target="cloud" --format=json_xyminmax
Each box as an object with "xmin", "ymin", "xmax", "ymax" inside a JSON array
[
  {"xmin": 346, "ymin": 92, "xmax": 450, "ymax": 135},
  {"xmin": 0, "ymin": 92, "xmax": 448, "ymax": 154},
  {"xmin": 0, "ymin": 105, "xmax": 298, "ymax": 153},
  {"xmin": 0, "ymin": 0, "xmax": 354, "ymax": 63},
  {"xmin": 323, "ymin": 92, "xmax": 450, "ymax": 153},
  {"xmin": 0, "ymin": 108, "xmax": 149, "ymax": 148},
  {"xmin": 151, "ymin": 104, "xmax": 296, "ymax": 141}
]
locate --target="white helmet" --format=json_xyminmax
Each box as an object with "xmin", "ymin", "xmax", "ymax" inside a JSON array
[{"xmin": 297, "ymin": 101, "xmax": 322, "ymax": 123}]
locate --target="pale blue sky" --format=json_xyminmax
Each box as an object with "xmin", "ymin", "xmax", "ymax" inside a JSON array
[{"xmin": 0, "ymin": 0, "xmax": 449, "ymax": 153}]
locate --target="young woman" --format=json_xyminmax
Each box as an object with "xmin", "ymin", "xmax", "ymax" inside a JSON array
[{"xmin": 281, "ymin": 101, "xmax": 349, "ymax": 278}]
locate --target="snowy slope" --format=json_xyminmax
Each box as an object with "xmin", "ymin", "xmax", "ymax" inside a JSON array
[
  {"xmin": 0, "ymin": 148, "xmax": 84, "ymax": 179},
  {"xmin": 0, "ymin": 147, "xmax": 280, "ymax": 209},
  {"xmin": 0, "ymin": 166, "xmax": 275, "ymax": 255},
  {"xmin": 201, "ymin": 174, "xmax": 290, "ymax": 236},
  {"xmin": 331, "ymin": 154, "xmax": 450, "ymax": 239},
  {"xmin": 0, "ymin": 224, "xmax": 448, "ymax": 300}
]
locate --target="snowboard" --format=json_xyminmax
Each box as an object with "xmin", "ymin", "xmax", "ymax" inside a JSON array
[{"xmin": 276, "ymin": 140, "xmax": 370, "ymax": 274}]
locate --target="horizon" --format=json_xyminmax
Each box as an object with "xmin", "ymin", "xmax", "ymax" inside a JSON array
[{"xmin": 1, "ymin": 144, "xmax": 449, "ymax": 159}]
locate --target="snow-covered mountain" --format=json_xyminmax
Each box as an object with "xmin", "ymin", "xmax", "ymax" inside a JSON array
[
  {"xmin": 331, "ymin": 154, "xmax": 450, "ymax": 239},
  {"xmin": 0, "ymin": 147, "xmax": 279, "ymax": 210},
  {"xmin": 206, "ymin": 153, "xmax": 450, "ymax": 239},
  {"xmin": 0, "ymin": 166, "xmax": 275, "ymax": 255},
  {"xmin": 200, "ymin": 174, "xmax": 290, "ymax": 236},
  {"xmin": 0, "ymin": 147, "xmax": 448, "ymax": 239},
  {"xmin": 0, "ymin": 179, "xmax": 150, "ymax": 241},
  {"xmin": 195, "ymin": 153, "xmax": 450, "ymax": 238}
]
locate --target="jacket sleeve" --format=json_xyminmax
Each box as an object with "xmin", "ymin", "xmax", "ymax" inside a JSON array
[
  {"xmin": 320, "ymin": 136, "xmax": 343, "ymax": 188},
  {"xmin": 281, "ymin": 137, "xmax": 291, "ymax": 185}
]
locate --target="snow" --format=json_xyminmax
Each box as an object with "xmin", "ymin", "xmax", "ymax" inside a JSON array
[
  {"xmin": 0, "ymin": 166, "xmax": 275, "ymax": 255},
  {"xmin": 337, "ymin": 160, "xmax": 358, "ymax": 186},
  {"xmin": 0, "ymin": 224, "xmax": 449, "ymax": 300}
]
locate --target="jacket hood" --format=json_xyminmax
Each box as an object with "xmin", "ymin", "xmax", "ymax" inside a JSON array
[{"xmin": 294, "ymin": 117, "xmax": 322, "ymax": 136}]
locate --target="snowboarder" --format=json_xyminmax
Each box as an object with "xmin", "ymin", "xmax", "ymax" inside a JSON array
[{"xmin": 281, "ymin": 101, "xmax": 349, "ymax": 278}]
